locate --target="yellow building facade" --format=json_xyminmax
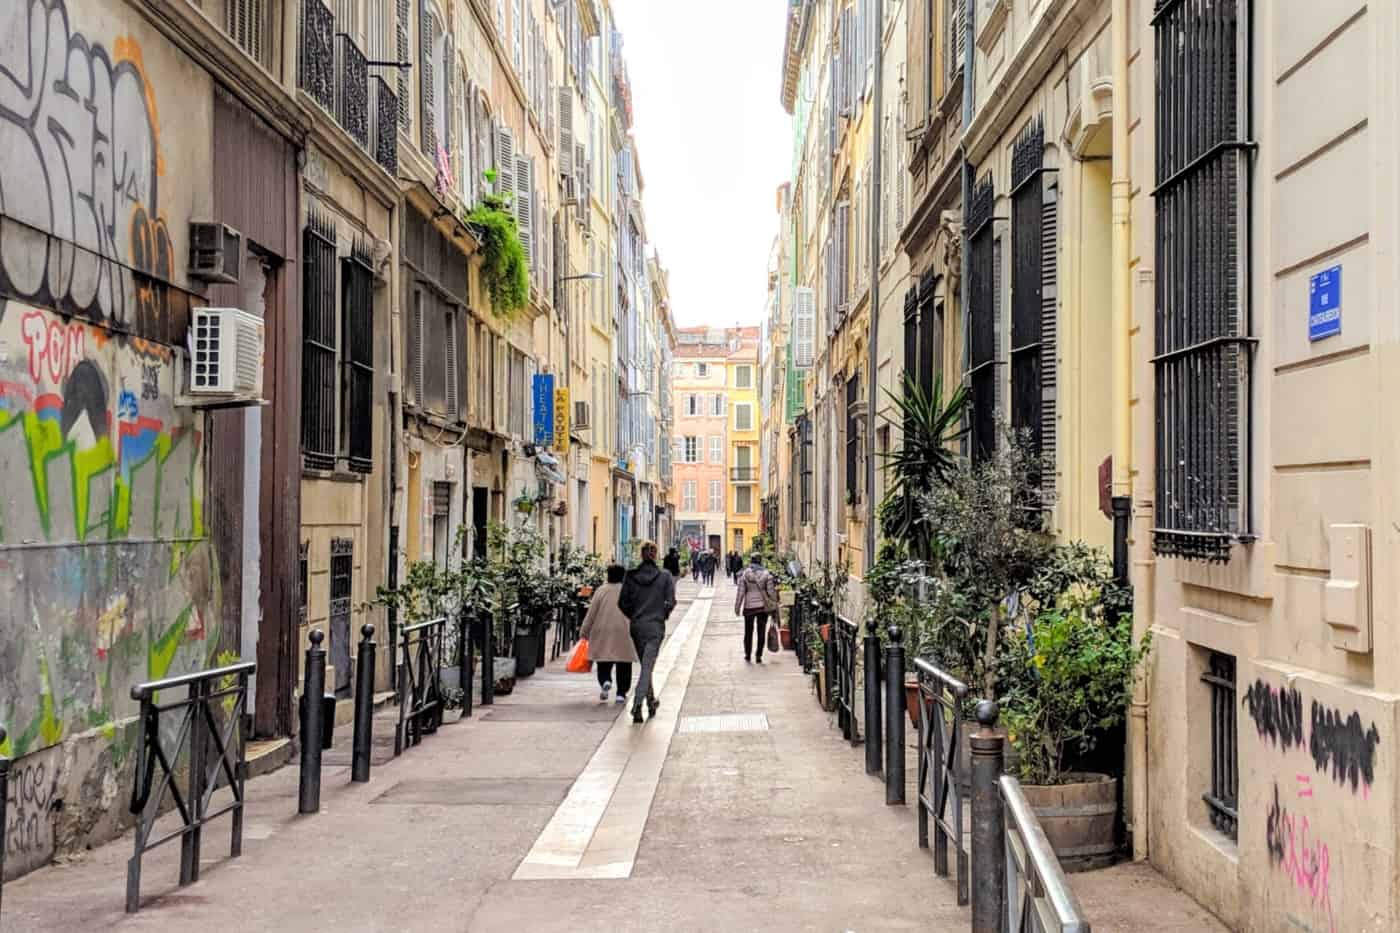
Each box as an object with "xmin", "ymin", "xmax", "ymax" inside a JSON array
[{"xmin": 725, "ymin": 337, "xmax": 761, "ymax": 553}]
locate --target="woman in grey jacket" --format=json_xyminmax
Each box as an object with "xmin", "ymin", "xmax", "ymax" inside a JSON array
[
  {"xmin": 734, "ymin": 554, "xmax": 779, "ymax": 663},
  {"xmin": 580, "ymin": 564, "xmax": 641, "ymax": 705}
]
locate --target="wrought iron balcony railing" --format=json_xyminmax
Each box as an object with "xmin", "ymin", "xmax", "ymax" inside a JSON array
[
  {"xmin": 730, "ymin": 467, "xmax": 757, "ymax": 483},
  {"xmin": 298, "ymin": 0, "xmax": 397, "ymax": 177},
  {"xmin": 371, "ymin": 76, "xmax": 399, "ymax": 177},
  {"xmin": 336, "ymin": 34, "xmax": 370, "ymax": 149},
  {"xmin": 298, "ymin": 0, "xmax": 335, "ymax": 113}
]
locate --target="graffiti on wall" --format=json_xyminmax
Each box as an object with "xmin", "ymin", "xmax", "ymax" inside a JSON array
[
  {"xmin": 4, "ymin": 746, "xmax": 60, "ymax": 862},
  {"xmin": 1243, "ymin": 679, "xmax": 1381, "ymax": 794},
  {"xmin": 1266, "ymin": 781, "xmax": 1335, "ymax": 932},
  {"xmin": 0, "ymin": 0, "xmax": 178, "ymax": 336},
  {"xmin": 0, "ymin": 300, "xmax": 219, "ymax": 768}
]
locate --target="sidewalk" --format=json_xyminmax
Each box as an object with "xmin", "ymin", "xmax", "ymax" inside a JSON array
[{"xmin": 2, "ymin": 577, "xmax": 1224, "ymax": 932}]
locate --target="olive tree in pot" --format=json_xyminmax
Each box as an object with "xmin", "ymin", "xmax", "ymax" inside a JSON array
[{"xmin": 998, "ymin": 568, "xmax": 1151, "ymax": 870}]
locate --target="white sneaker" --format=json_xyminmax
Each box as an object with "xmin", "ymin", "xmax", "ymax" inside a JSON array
[
  {"xmin": 600, "ymin": 681, "xmax": 612, "ymax": 701},
  {"xmin": 616, "ymin": 693, "xmax": 628, "ymax": 706}
]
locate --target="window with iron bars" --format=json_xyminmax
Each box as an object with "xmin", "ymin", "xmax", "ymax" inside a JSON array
[
  {"xmin": 798, "ymin": 413, "xmax": 813, "ymax": 525},
  {"xmin": 1201, "ymin": 651, "xmax": 1238, "ymax": 840},
  {"xmin": 302, "ymin": 210, "xmax": 338, "ymax": 469},
  {"xmin": 845, "ymin": 373, "xmax": 861, "ymax": 504},
  {"xmin": 966, "ymin": 174, "xmax": 998, "ymax": 464},
  {"xmin": 1152, "ymin": 0, "xmax": 1255, "ymax": 562},
  {"xmin": 1010, "ymin": 116, "xmax": 1057, "ymax": 497},
  {"xmin": 341, "ymin": 245, "xmax": 375, "ymax": 472}
]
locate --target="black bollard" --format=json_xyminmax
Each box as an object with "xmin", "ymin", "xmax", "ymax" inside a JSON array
[
  {"xmin": 459, "ymin": 609, "xmax": 473, "ymax": 719},
  {"xmin": 970, "ymin": 699, "xmax": 1006, "ymax": 933},
  {"xmin": 864, "ymin": 628, "xmax": 883, "ymax": 775},
  {"xmin": 351, "ymin": 625, "xmax": 376, "ymax": 783},
  {"xmin": 885, "ymin": 624, "xmax": 905, "ymax": 805},
  {"xmin": 298, "ymin": 629, "xmax": 327, "ymax": 814},
  {"xmin": 480, "ymin": 607, "xmax": 495, "ymax": 706},
  {"xmin": 1, "ymin": 724, "xmax": 8, "ymax": 917}
]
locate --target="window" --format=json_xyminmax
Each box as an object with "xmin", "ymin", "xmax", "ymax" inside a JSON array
[
  {"xmin": 404, "ymin": 210, "xmax": 469, "ymax": 425},
  {"xmin": 1201, "ymin": 651, "xmax": 1238, "ymax": 841},
  {"xmin": 685, "ymin": 393, "xmax": 700, "ymax": 416},
  {"xmin": 512, "ymin": 0, "xmax": 523, "ymax": 73},
  {"xmin": 301, "ymin": 211, "xmax": 338, "ymax": 468},
  {"xmin": 845, "ymin": 373, "xmax": 861, "ymax": 503},
  {"xmin": 709, "ymin": 480, "xmax": 723, "ymax": 512},
  {"xmin": 684, "ymin": 436, "xmax": 699, "ymax": 462},
  {"xmin": 329, "ymin": 538, "xmax": 353, "ymax": 695},
  {"xmin": 798, "ymin": 413, "xmax": 813, "ymax": 524},
  {"xmin": 682, "ymin": 480, "xmax": 697, "ymax": 511},
  {"xmin": 734, "ymin": 365, "xmax": 752, "ymax": 388},
  {"xmin": 1010, "ymin": 116, "xmax": 1056, "ymax": 497},
  {"xmin": 1152, "ymin": 0, "xmax": 1253, "ymax": 561},
  {"xmin": 736, "ymin": 486, "xmax": 753, "ymax": 514},
  {"xmin": 709, "ymin": 435, "xmax": 723, "ymax": 463},
  {"xmin": 711, "ymin": 394, "xmax": 725, "ymax": 417},
  {"xmin": 676, "ymin": 363, "xmax": 688, "ymax": 377},
  {"xmin": 696, "ymin": 362, "xmax": 709, "ymax": 378},
  {"xmin": 734, "ymin": 403, "xmax": 753, "ymax": 432},
  {"xmin": 226, "ymin": 0, "xmax": 270, "ymax": 67},
  {"xmin": 966, "ymin": 174, "xmax": 998, "ymax": 464},
  {"xmin": 341, "ymin": 245, "xmax": 375, "ymax": 472},
  {"xmin": 946, "ymin": 0, "xmax": 965, "ymax": 89}
]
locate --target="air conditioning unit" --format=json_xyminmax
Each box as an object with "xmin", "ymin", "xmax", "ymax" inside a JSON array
[
  {"xmin": 187, "ymin": 308, "xmax": 264, "ymax": 397},
  {"xmin": 574, "ymin": 400, "xmax": 591, "ymax": 429},
  {"xmin": 188, "ymin": 222, "xmax": 244, "ymax": 284}
]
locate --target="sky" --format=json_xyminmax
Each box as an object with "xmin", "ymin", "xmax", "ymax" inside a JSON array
[{"xmin": 610, "ymin": 0, "xmax": 792, "ymax": 329}]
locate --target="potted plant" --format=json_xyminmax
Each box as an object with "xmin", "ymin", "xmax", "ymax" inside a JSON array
[
  {"xmin": 998, "ymin": 580, "xmax": 1151, "ymax": 868},
  {"xmin": 464, "ymin": 182, "xmax": 530, "ymax": 318},
  {"xmin": 487, "ymin": 522, "xmax": 567, "ymax": 677}
]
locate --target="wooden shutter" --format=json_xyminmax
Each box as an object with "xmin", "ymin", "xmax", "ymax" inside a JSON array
[
  {"xmin": 1041, "ymin": 180, "xmax": 1059, "ymax": 500},
  {"xmin": 993, "ymin": 236, "xmax": 1004, "ymax": 420},
  {"xmin": 410, "ymin": 287, "xmax": 426, "ymax": 407},
  {"xmin": 948, "ymin": 0, "xmax": 966, "ymax": 87},
  {"xmin": 495, "ymin": 125, "xmax": 515, "ymax": 201},
  {"xmin": 835, "ymin": 201, "xmax": 849, "ymax": 318},
  {"xmin": 494, "ymin": 336, "xmax": 508, "ymax": 431},
  {"xmin": 793, "ymin": 287, "xmax": 815, "ymax": 368},
  {"xmin": 515, "ymin": 155, "xmax": 533, "ymax": 269},
  {"xmin": 445, "ymin": 308, "xmax": 459, "ymax": 419},
  {"xmin": 442, "ymin": 35, "xmax": 455, "ymax": 169},
  {"xmin": 559, "ymin": 87, "xmax": 574, "ymax": 177},
  {"xmin": 419, "ymin": 3, "xmax": 436, "ymax": 155},
  {"xmin": 396, "ymin": 0, "xmax": 410, "ymax": 129}
]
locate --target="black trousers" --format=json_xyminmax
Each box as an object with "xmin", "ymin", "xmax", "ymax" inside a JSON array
[
  {"xmin": 743, "ymin": 611, "xmax": 771, "ymax": 660},
  {"xmin": 596, "ymin": 661, "xmax": 633, "ymax": 696}
]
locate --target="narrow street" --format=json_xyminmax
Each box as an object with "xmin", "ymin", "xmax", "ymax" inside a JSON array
[{"xmin": 3, "ymin": 577, "xmax": 1220, "ymax": 931}]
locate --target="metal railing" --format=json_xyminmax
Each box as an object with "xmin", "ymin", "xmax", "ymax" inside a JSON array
[
  {"xmin": 1201, "ymin": 651, "xmax": 1238, "ymax": 839},
  {"xmin": 297, "ymin": 0, "xmax": 336, "ymax": 112},
  {"xmin": 552, "ymin": 598, "xmax": 585, "ymax": 662},
  {"xmin": 126, "ymin": 660, "xmax": 255, "ymax": 913},
  {"xmin": 730, "ymin": 466, "xmax": 757, "ymax": 482},
  {"xmin": 395, "ymin": 618, "xmax": 446, "ymax": 755},
  {"xmin": 834, "ymin": 616, "xmax": 861, "ymax": 744},
  {"xmin": 1002, "ymin": 775, "xmax": 1092, "ymax": 932},
  {"xmin": 914, "ymin": 656, "xmax": 970, "ymax": 906},
  {"xmin": 1, "ymin": 725, "xmax": 8, "ymax": 918}
]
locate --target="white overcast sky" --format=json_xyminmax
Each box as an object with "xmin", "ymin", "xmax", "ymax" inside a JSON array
[{"xmin": 610, "ymin": 0, "xmax": 792, "ymax": 328}]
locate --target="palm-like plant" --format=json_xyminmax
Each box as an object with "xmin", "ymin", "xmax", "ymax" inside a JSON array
[{"xmin": 878, "ymin": 375, "xmax": 970, "ymax": 559}]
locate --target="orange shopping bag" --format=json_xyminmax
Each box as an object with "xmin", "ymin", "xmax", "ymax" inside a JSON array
[{"xmin": 566, "ymin": 638, "xmax": 591, "ymax": 673}]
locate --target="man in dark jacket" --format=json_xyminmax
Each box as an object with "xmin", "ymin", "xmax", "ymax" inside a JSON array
[
  {"xmin": 619, "ymin": 541, "xmax": 676, "ymax": 723},
  {"xmin": 663, "ymin": 547, "xmax": 681, "ymax": 577}
]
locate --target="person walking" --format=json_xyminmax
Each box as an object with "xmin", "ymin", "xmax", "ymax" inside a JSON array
[
  {"xmin": 703, "ymin": 549, "xmax": 717, "ymax": 586},
  {"xmin": 580, "ymin": 564, "xmax": 640, "ymax": 706},
  {"xmin": 727, "ymin": 550, "xmax": 742, "ymax": 582},
  {"xmin": 663, "ymin": 546, "xmax": 681, "ymax": 577},
  {"xmin": 690, "ymin": 549, "xmax": 700, "ymax": 581},
  {"xmin": 734, "ymin": 552, "xmax": 779, "ymax": 663},
  {"xmin": 619, "ymin": 541, "xmax": 676, "ymax": 724}
]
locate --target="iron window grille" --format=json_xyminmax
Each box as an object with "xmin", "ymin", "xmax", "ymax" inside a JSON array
[
  {"xmin": 1201, "ymin": 651, "xmax": 1239, "ymax": 840},
  {"xmin": 371, "ymin": 77, "xmax": 399, "ymax": 176},
  {"xmin": 966, "ymin": 173, "xmax": 998, "ymax": 464},
  {"xmin": 1151, "ymin": 0, "xmax": 1256, "ymax": 562},
  {"xmin": 298, "ymin": 0, "xmax": 336, "ymax": 113},
  {"xmin": 903, "ymin": 287, "xmax": 919, "ymax": 388},
  {"xmin": 330, "ymin": 538, "xmax": 354, "ymax": 696},
  {"xmin": 845, "ymin": 373, "xmax": 861, "ymax": 503},
  {"xmin": 341, "ymin": 241, "xmax": 374, "ymax": 473},
  {"xmin": 918, "ymin": 271, "xmax": 940, "ymax": 396},
  {"xmin": 302, "ymin": 209, "xmax": 338, "ymax": 469},
  {"xmin": 1009, "ymin": 116, "xmax": 1057, "ymax": 499},
  {"xmin": 799, "ymin": 414, "xmax": 814, "ymax": 525},
  {"xmin": 336, "ymin": 33, "xmax": 370, "ymax": 148}
]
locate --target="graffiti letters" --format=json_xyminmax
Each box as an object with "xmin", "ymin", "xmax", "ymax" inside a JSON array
[
  {"xmin": 1266, "ymin": 782, "xmax": 1335, "ymax": 932},
  {"xmin": 1244, "ymin": 679, "xmax": 1306, "ymax": 752},
  {"xmin": 1244, "ymin": 679, "xmax": 1380, "ymax": 794},
  {"xmin": 20, "ymin": 310, "xmax": 85, "ymax": 383},
  {"xmin": 0, "ymin": 0, "xmax": 173, "ymax": 329},
  {"xmin": 5, "ymin": 751, "xmax": 59, "ymax": 861}
]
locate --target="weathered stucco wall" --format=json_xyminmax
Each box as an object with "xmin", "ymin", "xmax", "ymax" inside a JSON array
[{"xmin": 0, "ymin": 0, "xmax": 223, "ymax": 876}]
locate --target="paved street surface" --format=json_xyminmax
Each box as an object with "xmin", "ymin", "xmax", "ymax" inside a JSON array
[{"xmin": 3, "ymin": 577, "xmax": 1224, "ymax": 932}]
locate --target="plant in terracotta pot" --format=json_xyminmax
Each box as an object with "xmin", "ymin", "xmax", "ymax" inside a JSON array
[{"xmin": 998, "ymin": 576, "xmax": 1152, "ymax": 868}]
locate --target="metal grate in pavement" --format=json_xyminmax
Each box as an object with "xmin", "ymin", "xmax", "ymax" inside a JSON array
[{"xmin": 677, "ymin": 713, "xmax": 770, "ymax": 734}]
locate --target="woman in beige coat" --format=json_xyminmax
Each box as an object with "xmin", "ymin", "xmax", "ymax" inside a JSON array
[{"xmin": 580, "ymin": 564, "xmax": 640, "ymax": 705}]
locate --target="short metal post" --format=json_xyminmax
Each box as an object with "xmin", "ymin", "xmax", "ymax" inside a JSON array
[
  {"xmin": 885, "ymin": 624, "xmax": 905, "ymax": 805},
  {"xmin": 352, "ymin": 625, "xmax": 376, "ymax": 783},
  {"xmin": 0, "ymin": 725, "xmax": 8, "ymax": 918},
  {"xmin": 971, "ymin": 699, "xmax": 1006, "ymax": 933},
  {"xmin": 823, "ymin": 610, "xmax": 837, "ymax": 711},
  {"xmin": 864, "ymin": 629, "xmax": 883, "ymax": 775},
  {"xmin": 459, "ymin": 610, "xmax": 474, "ymax": 719},
  {"xmin": 299, "ymin": 630, "xmax": 326, "ymax": 814},
  {"xmin": 481, "ymin": 608, "xmax": 495, "ymax": 706},
  {"xmin": 181, "ymin": 680, "xmax": 207, "ymax": 885}
]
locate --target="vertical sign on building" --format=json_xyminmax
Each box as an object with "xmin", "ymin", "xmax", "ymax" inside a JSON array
[
  {"xmin": 554, "ymin": 386, "xmax": 571, "ymax": 454},
  {"xmin": 1309, "ymin": 265, "xmax": 1342, "ymax": 342},
  {"xmin": 533, "ymin": 373, "xmax": 555, "ymax": 446}
]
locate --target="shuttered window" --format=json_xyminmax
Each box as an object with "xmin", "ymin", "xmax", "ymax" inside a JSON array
[
  {"xmin": 793, "ymin": 286, "xmax": 816, "ymax": 368},
  {"xmin": 226, "ymin": 0, "xmax": 268, "ymax": 67},
  {"xmin": 946, "ymin": 0, "xmax": 965, "ymax": 90},
  {"xmin": 1010, "ymin": 117, "xmax": 1056, "ymax": 496},
  {"xmin": 302, "ymin": 209, "xmax": 338, "ymax": 469},
  {"xmin": 966, "ymin": 174, "xmax": 997, "ymax": 464},
  {"xmin": 342, "ymin": 243, "xmax": 375, "ymax": 472},
  {"xmin": 845, "ymin": 373, "xmax": 860, "ymax": 502},
  {"xmin": 1152, "ymin": 0, "xmax": 1255, "ymax": 561},
  {"xmin": 396, "ymin": 0, "xmax": 410, "ymax": 130},
  {"xmin": 419, "ymin": 1, "xmax": 437, "ymax": 156}
]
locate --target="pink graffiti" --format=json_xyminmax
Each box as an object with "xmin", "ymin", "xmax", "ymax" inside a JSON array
[
  {"xmin": 21, "ymin": 310, "xmax": 86, "ymax": 384},
  {"xmin": 1296, "ymin": 775, "xmax": 1313, "ymax": 798},
  {"xmin": 1274, "ymin": 809, "xmax": 1334, "ymax": 932}
]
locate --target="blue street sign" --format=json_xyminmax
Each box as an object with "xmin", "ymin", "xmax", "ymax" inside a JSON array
[
  {"xmin": 532, "ymin": 373, "xmax": 555, "ymax": 446},
  {"xmin": 1309, "ymin": 265, "xmax": 1342, "ymax": 342}
]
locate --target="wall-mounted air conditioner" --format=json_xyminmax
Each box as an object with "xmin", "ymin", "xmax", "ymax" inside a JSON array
[
  {"xmin": 188, "ymin": 222, "xmax": 244, "ymax": 284},
  {"xmin": 186, "ymin": 308, "xmax": 264, "ymax": 399}
]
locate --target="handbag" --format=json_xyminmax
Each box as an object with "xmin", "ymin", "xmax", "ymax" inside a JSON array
[
  {"xmin": 766, "ymin": 618, "xmax": 781, "ymax": 654},
  {"xmin": 566, "ymin": 638, "xmax": 591, "ymax": 673}
]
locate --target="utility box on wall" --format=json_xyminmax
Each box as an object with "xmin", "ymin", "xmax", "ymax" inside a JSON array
[{"xmin": 1324, "ymin": 523, "xmax": 1372, "ymax": 653}]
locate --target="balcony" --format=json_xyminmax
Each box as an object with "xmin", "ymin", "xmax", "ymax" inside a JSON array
[
  {"xmin": 298, "ymin": 0, "xmax": 398, "ymax": 177},
  {"xmin": 731, "ymin": 467, "xmax": 757, "ymax": 483}
]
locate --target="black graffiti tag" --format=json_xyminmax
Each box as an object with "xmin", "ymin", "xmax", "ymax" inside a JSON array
[
  {"xmin": 1310, "ymin": 701, "xmax": 1381, "ymax": 794},
  {"xmin": 1243, "ymin": 679, "xmax": 1306, "ymax": 751}
]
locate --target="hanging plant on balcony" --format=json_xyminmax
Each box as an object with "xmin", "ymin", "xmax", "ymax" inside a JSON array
[{"xmin": 465, "ymin": 178, "xmax": 529, "ymax": 318}]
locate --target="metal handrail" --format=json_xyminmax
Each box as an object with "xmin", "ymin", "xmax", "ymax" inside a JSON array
[
  {"xmin": 126, "ymin": 661, "xmax": 255, "ymax": 912},
  {"xmin": 1, "ymin": 725, "xmax": 8, "ymax": 918},
  {"xmin": 1001, "ymin": 775, "xmax": 1092, "ymax": 933},
  {"xmin": 395, "ymin": 617, "xmax": 446, "ymax": 754},
  {"xmin": 834, "ymin": 615, "xmax": 861, "ymax": 744},
  {"xmin": 914, "ymin": 656, "xmax": 970, "ymax": 905}
]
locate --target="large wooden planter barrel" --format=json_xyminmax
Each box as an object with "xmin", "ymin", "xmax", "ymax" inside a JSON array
[{"xmin": 1018, "ymin": 773, "xmax": 1118, "ymax": 870}]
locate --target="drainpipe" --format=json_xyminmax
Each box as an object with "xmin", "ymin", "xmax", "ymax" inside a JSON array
[
  {"xmin": 959, "ymin": 0, "xmax": 975, "ymax": 408},
  {"xmin": 1110, "ymin": 0, "xmax": 1149, "ymax": 862},
  {"xmin": 865, "ymin": 0, "xmax": 883, "ymax": 575}
]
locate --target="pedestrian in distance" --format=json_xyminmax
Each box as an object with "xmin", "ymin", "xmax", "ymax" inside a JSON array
[
  {"xmin": 663, "ymin": 546, "xmax": 682, "ymax": 577},
  {"xmin": 690, "ymin": 550, "xmax": 700, "ymax": 581},
  {"xmin": 619, "ymin": 541, "xmax": 676, "ymax": 724},
  {"xmin": 580, "ymin": 564, "xmax": 640, "ymax": 706},
  {"xmin": 727, "ymin": 550, "xmax": 742, "ymax": 582},
  {"xmin": 734, "ymin": 552, "xmax": 779, "ymax": 664}
]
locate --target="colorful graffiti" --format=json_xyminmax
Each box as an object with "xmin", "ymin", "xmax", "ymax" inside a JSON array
[
  {"xmin": 1266, "ymin": 781, "xmax": 1335, "ymax": 932},
  {"xmin": 0, "ymin": 0, "xmax": 175, "ymax": 331},
  {"xmin": 0, "ymin": 301, "xmax": 219, "ymax": 765},
  {"xmin": 1243, "ymin": 678, "xmax": 1382, "ymax": 794}
]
